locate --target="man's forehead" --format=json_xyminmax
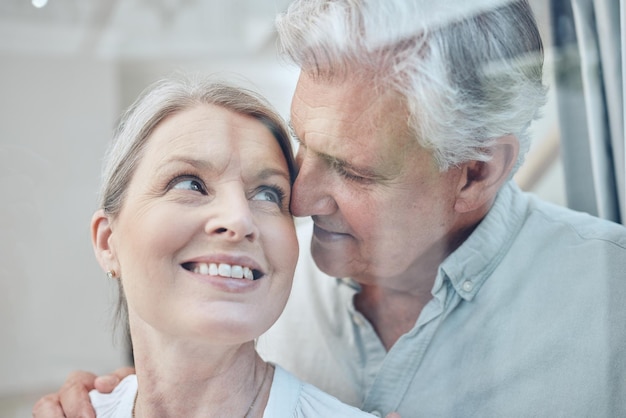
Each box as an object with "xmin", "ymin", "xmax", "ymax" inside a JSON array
[
  {"xmin": 289, "ymin": 76, "xmax": 421, "ymax": 177},
  {"xmin": 293, "ymin": 71, "xmax": 379, "ymax": 105},
  {"xmin": 291, "ymin": 73, "xmax": 408, "ymax": 133}
]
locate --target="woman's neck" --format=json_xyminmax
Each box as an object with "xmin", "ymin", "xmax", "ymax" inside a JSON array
[{"xmin": 130, "ymin": 329, "xmax": 272, "ymax": 418}]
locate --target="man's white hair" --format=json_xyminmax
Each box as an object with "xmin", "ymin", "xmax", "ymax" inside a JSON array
[{"xmin": 276, "ymin": 0, "xmax": 547, "ymax": 173}]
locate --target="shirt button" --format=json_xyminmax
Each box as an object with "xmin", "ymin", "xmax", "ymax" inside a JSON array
[
  {"xmin": 462, "ymin": 280, "xmax": 473, "ymax": 292},
  {"xmin": 370, "ymin": 411, "xmax": 382, "ymax": 417},
  {"xmin": 353, "ymin": 314, "xmax": 365, "ymax": 327}
]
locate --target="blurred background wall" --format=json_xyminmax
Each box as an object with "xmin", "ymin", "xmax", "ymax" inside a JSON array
[{"xmin": 0, "ymin": 1, "xmax": 562, "ymax": 416}]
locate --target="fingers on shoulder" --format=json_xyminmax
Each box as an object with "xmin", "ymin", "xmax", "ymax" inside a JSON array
[
  {"xmin": 112, "ymin": 367, "xmax": 135, "ymax": 380},
  {"xmin": 64, "ymin": 371, "xmax": 98, "ymax": 390},
  {"xmin": 32, "ymin": 393, "xmax": 64, "ymax": 418},
  {"xmin": 93, "ymin": 366, "xmax": 134, "ymax": 393}
]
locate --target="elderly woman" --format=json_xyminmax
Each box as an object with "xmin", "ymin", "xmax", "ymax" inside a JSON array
[{"xmin": 87, "ymin": 74, "xmax": 374, "ymax": 417}]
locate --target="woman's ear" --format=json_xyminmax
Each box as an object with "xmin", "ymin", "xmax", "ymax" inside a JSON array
[
  {"xmin": 91, "ymin": 209, "xmax": 119, "ymax": 275},
  {"xmin": 454, "ymin": 134, "xmax": 519, "ymax": 213}
]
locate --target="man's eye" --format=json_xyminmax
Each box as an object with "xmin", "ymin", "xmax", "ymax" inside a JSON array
[
  {"xmin": 340, "ymin": 170, "xmax": 364, "ymax": 182},
  {"xmin": 336, "ymin": 165, "xmax": 370, "ymax": 183},
  {"xmin": 252, "ymin": 187, "xmax": 284, "ymax": 205},
  {"xmin": 172, "ymin": 178, "xmax": 206, "ymax": 194}
]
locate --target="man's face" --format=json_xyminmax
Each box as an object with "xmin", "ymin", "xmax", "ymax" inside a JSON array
[{"xmin": 290, "ymin": 72, "xmax": 465, "ymax": 288}]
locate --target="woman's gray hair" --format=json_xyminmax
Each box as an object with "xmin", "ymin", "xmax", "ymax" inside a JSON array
[
  {"xmin": 275, "ymin": 0, "xmax": 547, "ymax": 173},
  {"xmin": 100, "ymin": 73, "xmax": 296, "ymax": 216},
  {"xmin": 99, "ymin": 73, "xmax": 295, "ymax": 343}
]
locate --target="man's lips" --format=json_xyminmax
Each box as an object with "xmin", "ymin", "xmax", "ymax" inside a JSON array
[{"xmin": 312, "ymin": 223, "xmax": 351, "ymax": 242}]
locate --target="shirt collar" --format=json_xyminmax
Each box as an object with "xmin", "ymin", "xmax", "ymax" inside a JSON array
[
  {"xmin": 335, "ymin": 181, "xmax": 529, "ymax": 301},
  {"xmin": 439, "ymin": 180, "xmax": 528, "ymax": 301}
]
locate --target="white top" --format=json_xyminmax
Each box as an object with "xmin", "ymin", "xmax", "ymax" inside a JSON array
[{"xmin": 89, "ymin": 365, "xmax": 375, "ymax": 417}]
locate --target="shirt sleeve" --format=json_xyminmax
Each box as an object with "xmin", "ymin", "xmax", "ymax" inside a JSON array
[
  {"xmin": 266, "ymin": 365, "xmax": 376, "ymax": 417},
  {"xmin": 88, "ymin": 374, "xmax": 137, "ymax": 418}
]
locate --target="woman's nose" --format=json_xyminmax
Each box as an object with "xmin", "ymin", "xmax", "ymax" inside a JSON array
[{"xmin": 205, "ymin": 191, "xmax": 258, "ymax": 242}]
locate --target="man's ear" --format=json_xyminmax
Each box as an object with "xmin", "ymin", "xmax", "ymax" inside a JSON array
[
  {"xmin": 91, "ymin": 209, "xmax": 119, "ymax": 275},
  {"xmin": 454, "ymin": 134, "xmax": 519, "ymax": 213}
]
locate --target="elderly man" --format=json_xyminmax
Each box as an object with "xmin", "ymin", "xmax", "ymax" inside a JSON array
[{"xmin": 34, "ymin": 0, "xmax": 626, "ymax": 417}]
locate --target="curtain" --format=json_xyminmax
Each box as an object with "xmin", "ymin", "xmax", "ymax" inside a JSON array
[{"xmin": 550, "ymin": 0, "xmax": 625, "ymax": 225}]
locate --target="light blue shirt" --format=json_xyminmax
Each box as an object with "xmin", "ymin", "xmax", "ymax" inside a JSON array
[{"xmin": 259, "ymin": 180, "xmax": 626, "ymax": 417}]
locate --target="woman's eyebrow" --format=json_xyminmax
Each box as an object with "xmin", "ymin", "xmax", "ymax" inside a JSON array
[
  {"xmin": 158, "ymin": 156, "xmax": 290, "ymax": 183},
  {"xmin": 256, "ymin": 167, "xmax": 291, "ymax": 184},
  {"xmin": 157, "ymin": 156, "xmax": 215, "ymax": 171}
]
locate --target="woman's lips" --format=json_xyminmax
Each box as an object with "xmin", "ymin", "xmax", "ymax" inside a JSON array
[{"xmin": 181, "ymin": 262, "xmax": 263, "ymax": 280}]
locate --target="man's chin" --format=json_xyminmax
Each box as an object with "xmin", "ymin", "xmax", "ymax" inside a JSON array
[{"xmin": 310, "ymin": 241, "xmax": 353, "ymax": 279}]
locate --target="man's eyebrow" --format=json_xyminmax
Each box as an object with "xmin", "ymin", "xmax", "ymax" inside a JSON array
[
  {"xmin": 287, "ymin": 120, "xmax": 384, "ymax": 180},
  {"xmin": 287, "ymin": 120, "xmax": 302, "ymax": 143},
  {"xmin": 324, "ymin": 154, "xmax": 383, "ymax": 180}
]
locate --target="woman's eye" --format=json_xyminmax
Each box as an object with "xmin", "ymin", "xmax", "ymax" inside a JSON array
[
  {"xmin": 172, "ymin": 178, "xmax": 206, "ymax": 194},
  {"xmin": 252, "ymin": 187, "xmax": 283, "ymax": 205}
]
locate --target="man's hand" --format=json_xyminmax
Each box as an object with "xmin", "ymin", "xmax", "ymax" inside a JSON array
[{"xmin": 32, "ymin": 367, "xmax": 135, "ymax": 418}]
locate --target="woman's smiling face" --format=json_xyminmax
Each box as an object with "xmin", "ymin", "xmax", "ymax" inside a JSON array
[{"xmin": 97, "ymin": 104, "xmax": 298, "ymax": 345}]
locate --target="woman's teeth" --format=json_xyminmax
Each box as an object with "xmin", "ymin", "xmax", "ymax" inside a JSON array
[{"xmin": 191, "ymin": 263, "xmax": 255, "ymax": 280}]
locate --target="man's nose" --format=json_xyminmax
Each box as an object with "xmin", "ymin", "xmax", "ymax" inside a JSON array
[{"xmin": 290, "ymin": 148, "xmax": 337, "ymax": 217}]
